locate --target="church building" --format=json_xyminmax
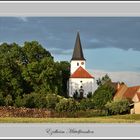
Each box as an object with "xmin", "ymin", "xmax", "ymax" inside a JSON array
[{"xmin": 68, "ymin": 33, "xmax": 95, "ymax": 98}]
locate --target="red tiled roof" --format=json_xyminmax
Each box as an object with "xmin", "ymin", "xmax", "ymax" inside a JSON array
[
  {"xmin": 70, "ymin": 66, "xmax": 94, "ymax": 78},
  {"xmin": 123, "ymin": 86, "xmax": 140, "ymax": 99}
]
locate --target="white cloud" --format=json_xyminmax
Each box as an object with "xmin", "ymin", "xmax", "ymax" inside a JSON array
[
  {"xmin": 16, "ymin": 17, "xmax": 28, "ymax": 22},
  {"xmin": 89, "ymin": 69, "xmax": 140, "ymax": 87}
]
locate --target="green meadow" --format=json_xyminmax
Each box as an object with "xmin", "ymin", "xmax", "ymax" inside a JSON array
[{"xmin": 0, "ymin": 114, "xmax": 140, "ymax": 123}]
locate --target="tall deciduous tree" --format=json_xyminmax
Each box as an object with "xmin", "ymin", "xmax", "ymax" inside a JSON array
[
  {"xmin": 0, "ymin": 43, "xmax": 25, "ymax": 100},
  {"xmin": 96, "ymin": 74, "xmax": 111, "ymax": 86},
  {"xmin": 0, "ymin": 41, "xmax": 70, "ymax": 107},
  {"xmin": 92, "ymin": 75, "xmax": 116, "ymax": 109}
]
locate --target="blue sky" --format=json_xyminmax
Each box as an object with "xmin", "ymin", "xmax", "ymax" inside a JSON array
[{"xmin": 0, "ymin": 17, "xmax": 140, "ymax": 86}]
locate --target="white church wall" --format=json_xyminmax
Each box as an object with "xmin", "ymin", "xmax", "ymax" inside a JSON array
[
  {"xmin": 70, "ymin": 60, "xmax": 85, "ymax": 74},
  {"xmin": 69, "ymin": 78, "xmax": 94, "ymax": 97}
]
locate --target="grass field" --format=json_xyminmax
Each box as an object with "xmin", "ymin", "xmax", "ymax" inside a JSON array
[{"xmin": 0, "ymin": 114, "xmax": 140, "ymax": 123}]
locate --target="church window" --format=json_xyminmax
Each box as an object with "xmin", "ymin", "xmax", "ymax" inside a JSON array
[
  {"xmin": 80, "ymin": 86, "xmax": 83, "ymax": 88},
  {"xmin": 77, "ymin": 62, "xmax": 79, "ymax": 66},
  {"xmin": 81, "ymin": 62, "xmax": 84, "ymax": 65},
  {"xmin": 80, "ymin": 81, "xmax": 82, "ymax": 83}
]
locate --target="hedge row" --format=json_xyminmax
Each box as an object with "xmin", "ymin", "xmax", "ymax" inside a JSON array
[
  {"xmin": 0, "ymin": 106, "xmax": 51, "ymax": 118},
  {"xmin": 0, "ymin": 106, "xmax": 107, "ymax": 118}
]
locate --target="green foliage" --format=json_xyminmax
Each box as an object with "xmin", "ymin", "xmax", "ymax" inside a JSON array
[
  {"xmin": 55, "ymin": 98, "xmax": 80, "ymax": 113},
  {"xmin": 22, "ymin": 93, "xmax": 36, "ymax": 108},
  {"xmin": 57, "ymin": 61, "xmax": 70, "ymax": 97},
  {"xmin": 105, "ymin": 99, "xmax": 130, "ymax": 115},
  {"xmin": 92, "ymin": 75, "xmax": 116, "ymax": 110},
  {"xmin": 22, "ymin": 93, "xmax": 48, "ymax": 108},
  {"xmin": 79, "ymin": 98, "xmax": 94, "ymax": 110},
  {"xmin": 96, "ymin": 74, "xmax": 111, "ymax": 86},
  {"xmin": 0, "ymin": 41, "xmax": 70, "ymax": 107},
  {"xmin": 0, "ymin": 43, "xmax": 27, "ymax": 100},
  {"xmin": 73, "ymin": 90, "xmax": 79, "ymax": 100},
  {"xmin": 87, "ymin": 92, "xmax": 92, "ymax": 98},
  {"xmin": 5, "ymin": 95, "xmax": 13, "ymax": 106},
  {"xmin": 46, "ymin": 94, "xmax": 60, "ymax": 109},
  {"xmin": 33, "ymin": 93, "xmax": 47, "ymax": 108},
  {"xmin": 14, "ymin": 96, "xmax": 25, "ymax": 107},
  {"xmin": 22, "ymin": 41, "xmax": 52, "ymax": 63},
  {"xmin": 73, "ymin": 90, "xmax": 85, "ymax": 100},
  {"xmin": 0, "ymin": 92, "xmax": 5, "ymax": 106},
  {"xmin": 92, "ymin": 90, "xmax": 112, "ymax": 109}
]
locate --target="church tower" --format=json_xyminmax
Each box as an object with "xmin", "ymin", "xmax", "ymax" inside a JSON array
[
  {"xmin": 70, "ymin": 32, "xmax": 86, "ymax": 74},
  {"xmin": 68, "ymin": 32, "xmax": 95, "ymax": 98}
]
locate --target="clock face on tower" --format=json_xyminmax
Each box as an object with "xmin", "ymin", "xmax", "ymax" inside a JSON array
[{"xmin": 81, "ymin": 62, "xmax": 84, "ymax": 65}]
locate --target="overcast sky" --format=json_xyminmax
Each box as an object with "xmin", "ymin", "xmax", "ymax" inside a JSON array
[{"xmin": 0, "ymin": 17, "xmax": 140, "ymax": 86}]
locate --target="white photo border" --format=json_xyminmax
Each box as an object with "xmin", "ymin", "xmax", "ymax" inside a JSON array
[{"xmin": 0, "ymin": 1, "xmax": 140, "ymax": 139}]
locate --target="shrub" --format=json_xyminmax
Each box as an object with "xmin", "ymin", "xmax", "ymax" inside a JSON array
[
  {"xmin": 34, "ymin": 93, "xmax": 47, "ymax": 108},
  {"xmin": 0, "ymin": 92, "xmax": 5, "ymax": 106},
  {"xmin": 5, "ymin": 95, "xmax": 13, "ymax": 106},
  {"xmin": 55, "ymin": 98, "xmax": 80, "ymax": 113},
  {"xmin": 46, "ymin": 94, "xmax": 60, "ymax": 109},
  {"xmin": 14, "ymin": 96, "xmax": 25, "ymax": 107},
  {"xmin": 22, "ymin": 92, "xmax": 48, "ymax": 108},
  {"xmin": 105, "ymin": 99, "xmax": 130, "ymax": 115},
  {"xmin": 87, "ymin": 92, "xmax": 92, "ymax": 98},
  {"xmin": 73, "ymin": 90, "xmax": 79, "ymax": 99},
  {"xmin": 79, "ymin": 98, "xmax": 94, "ymax": 110},
  {"xmin": 23, "ymin": 93, "xmax": 35, "ymax": 108},
  {"xmin": 15, "ymin": 93, "xmax": 61, "ymax": 109}
]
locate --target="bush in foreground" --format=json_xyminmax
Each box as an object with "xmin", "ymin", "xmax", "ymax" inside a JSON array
[
  {"xmin": 105, "ymin": 99, "xmax": 130, "ymax": 115},
  {"xmin": 46, "ymin": 94, "xmax": 60, "ymax": 109},
  {"xmin": 55, "ymin": 98, "xmax": 80, "ymax": 113},
  {"xmin": 79, "ymin": 98, "xmax": 94, "ymax": 110}
]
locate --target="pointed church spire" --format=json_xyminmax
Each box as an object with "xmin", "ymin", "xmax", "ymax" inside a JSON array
[{"xmin": 71, "ymin": 32, "xmax": 85, "ymax": 60}]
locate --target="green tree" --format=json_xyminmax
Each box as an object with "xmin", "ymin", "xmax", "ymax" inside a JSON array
[
  {"xmin": 22, "ymin": 41, "xmax": 52, "ymax": 63},
  {"xmin": 96, "ymin": 74, "xmax": 111, "ymax": 86},
  {"xmin": 57, "ymin": 61, "xmax": 70, "ymax": 97},
  {"xmin": 0, "ymin": 43, "xmax": 25, "ymax": 99},
  {"xmin": 21, "ymin": 41, "xmax": 54, "ymax": 94},
  {"xmin": 0, "ymin": 41, "xmax": 70, "ymax": 107},
  {"xmin": 92, "ymin": 75, "xmax": 116, "ymax": 109},
  {"xmin": 21, "ymin": 43, "xmax": 61, "ymax": 95}
]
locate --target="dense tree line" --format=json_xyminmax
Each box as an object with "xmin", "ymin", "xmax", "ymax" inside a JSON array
[
  {"xmin": 0, "ymin": 41, "xmax": 70, "ymax": 107},
  {"xmin": 0, "ymin": 42, "xmax": 130, "ymax": 115}
]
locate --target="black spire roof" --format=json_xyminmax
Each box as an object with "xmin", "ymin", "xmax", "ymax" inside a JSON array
[{"xmin": 71, "ymin": 32, "xmax": 85, "ymax": 61}]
